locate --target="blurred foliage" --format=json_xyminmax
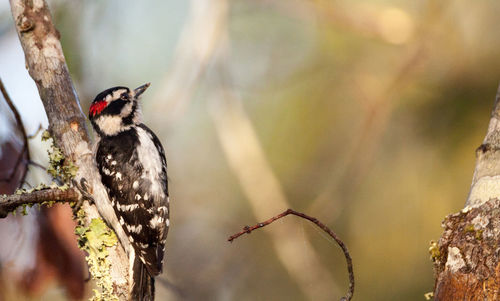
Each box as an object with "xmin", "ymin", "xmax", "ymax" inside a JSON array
[{"xmin": 3, "ymin": 0, "xmax": 500, "ymax": 300}]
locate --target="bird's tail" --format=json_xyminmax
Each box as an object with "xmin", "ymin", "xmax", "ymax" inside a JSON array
[{"xmin": 131, "ymin": 255, "xmax": 155, "ymax": 301}]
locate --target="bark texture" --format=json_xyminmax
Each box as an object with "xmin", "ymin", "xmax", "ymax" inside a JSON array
[
  {"xmin": 0, "ymin": 188, "xmax": 78, "ymax": 217},
  {"xmin": 433, "ymin": 85, "xmax": 500, "ymax": 300},
  {"xmin": 8, "ymin": 0, "xmax": 132, "ymax": 298},
  {"xmin": 467, "ymin": 87, "xmax": 500, "ymax": 208},
  {"xmin": 434, "ymin": 199, "xmax": 500, "ymax": 299}
]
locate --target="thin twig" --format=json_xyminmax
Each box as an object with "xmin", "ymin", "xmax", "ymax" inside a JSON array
[
  {"xmin": 0, "ymin": 77, "xmax": 30, "ymax": 186},
  {"xmin": 28, "ymin": 124, "xmax": 44, "ymax": 139},
  {"xmin": 0, "ymin": 187, "xmax": 79, "ymax": 218},
  {"xmin": 23, "ymin": 181, "xmax": 33, "ymax": 188},
  {"xmin": 27, "ymin": 160, "xmax": 46, "ymax": 171},
  {"xmin": 228, "ymin": 208, "xmax": 355, "ymax": 301}
]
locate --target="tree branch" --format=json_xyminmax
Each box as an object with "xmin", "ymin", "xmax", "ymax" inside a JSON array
[
  {"xmin": 228, "ymin": 209, "xmax": 355, "ymax": 301},
  {"xmin": 0, "ymin": 187, "xmax": 79, "ymax": 218},
  {"xmin": 8, "ymin": 0, "xmax": 131, "ymax": 298}
]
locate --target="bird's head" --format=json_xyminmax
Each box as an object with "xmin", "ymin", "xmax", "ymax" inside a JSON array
[{"xmin": 89, "ymin": 83, "xmax": 150, "ymax": 136}]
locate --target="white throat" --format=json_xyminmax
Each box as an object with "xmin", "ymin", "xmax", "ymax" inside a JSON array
[
  {"xmin": 94, "ymin": 115, "xmax": 131, "ymax": 136},
  {"xmin": 94, "ymin": 101, "xmax": 141, "ymax": 136}
]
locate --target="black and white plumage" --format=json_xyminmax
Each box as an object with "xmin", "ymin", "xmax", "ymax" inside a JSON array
[{"xmin": 89, "ymin": 84, "xmax": 169, "ymax": 300}]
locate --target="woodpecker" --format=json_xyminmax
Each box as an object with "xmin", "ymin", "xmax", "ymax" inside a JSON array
[{"xmin": 89, "ymin": 83, "xmax": 169, "ymax": 301}]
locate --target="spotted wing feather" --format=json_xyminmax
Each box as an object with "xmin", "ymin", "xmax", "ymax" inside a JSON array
[{"xmin": 96, "ymin": 126, "xmax": 169, "ymax": 276}]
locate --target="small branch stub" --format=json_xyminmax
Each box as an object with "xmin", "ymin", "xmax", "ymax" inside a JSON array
[
  {"xmin": 17, "ymin": 14, "xmax": 34, "ymax": 32},
  {"xmin": 228, "ymin": 208, "xmax": 355, "ymax": 301}
]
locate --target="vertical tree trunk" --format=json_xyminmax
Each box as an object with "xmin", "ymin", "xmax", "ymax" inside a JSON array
[
  {"xmin": 8, "ymin": 0, "xmax": 133, "ymax": 299},
  {"xmin": 433, "ymin": 85, "xmax": 500, "ymax": 299}
]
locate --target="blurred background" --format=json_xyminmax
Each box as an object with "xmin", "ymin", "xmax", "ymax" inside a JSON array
[{"xmin": 1, "ymin": 0, "xmax": 500, "ymax": 300}]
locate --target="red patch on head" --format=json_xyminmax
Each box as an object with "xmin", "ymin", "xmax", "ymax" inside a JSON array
[{"xmin": 89, "ymin": 100, "xmax": 107, "ymax": 117}]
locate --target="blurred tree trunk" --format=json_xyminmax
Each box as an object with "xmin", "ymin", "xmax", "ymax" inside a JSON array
[
  {"xmin": 433, "ymin": 86, "xmax": 500, "ymax": 299},
  {"xmin": 1, "ymin": 72, "xmax": 85, "ymax": 300}
]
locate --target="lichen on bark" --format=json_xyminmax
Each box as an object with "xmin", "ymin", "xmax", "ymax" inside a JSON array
[
  {"xmin": 433, "ymin": 198, "xmax": 500, "ymax": 299},
  {"xmin": 75, "ymin": 209, "xmax": 119, "ymax": 301},
  {"xmin": 42, "ymin": 130, "xmax": 78, "ymax": 181}
]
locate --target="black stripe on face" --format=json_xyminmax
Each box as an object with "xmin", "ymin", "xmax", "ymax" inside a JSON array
[{"xmin": 102, "ymin": 99, "xmax": 128, "ymax": 116}]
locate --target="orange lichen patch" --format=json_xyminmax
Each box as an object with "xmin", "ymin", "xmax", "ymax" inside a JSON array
[{"xmin": 70, "ymin": 121, "xmax": 78, "ymax": 131}]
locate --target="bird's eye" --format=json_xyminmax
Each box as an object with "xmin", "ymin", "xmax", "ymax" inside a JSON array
[{"xmin": 120, "ymin": 94, "xmax": 128, "ymax": 100}]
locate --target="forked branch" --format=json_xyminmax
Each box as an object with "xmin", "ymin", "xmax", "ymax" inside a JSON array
[{"xmin": 228, "ymin": 208, "xmax": 354, "ymax": 301}]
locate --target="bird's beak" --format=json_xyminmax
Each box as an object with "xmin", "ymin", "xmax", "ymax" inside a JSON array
[{"xmin": 133, "ymin": 83, "xmax": 151, "ymax": 98}]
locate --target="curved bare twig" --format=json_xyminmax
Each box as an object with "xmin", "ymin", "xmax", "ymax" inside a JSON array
[{"xmin": 228, "ymin": 208, "xmax": 354, "ymax": 301}]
